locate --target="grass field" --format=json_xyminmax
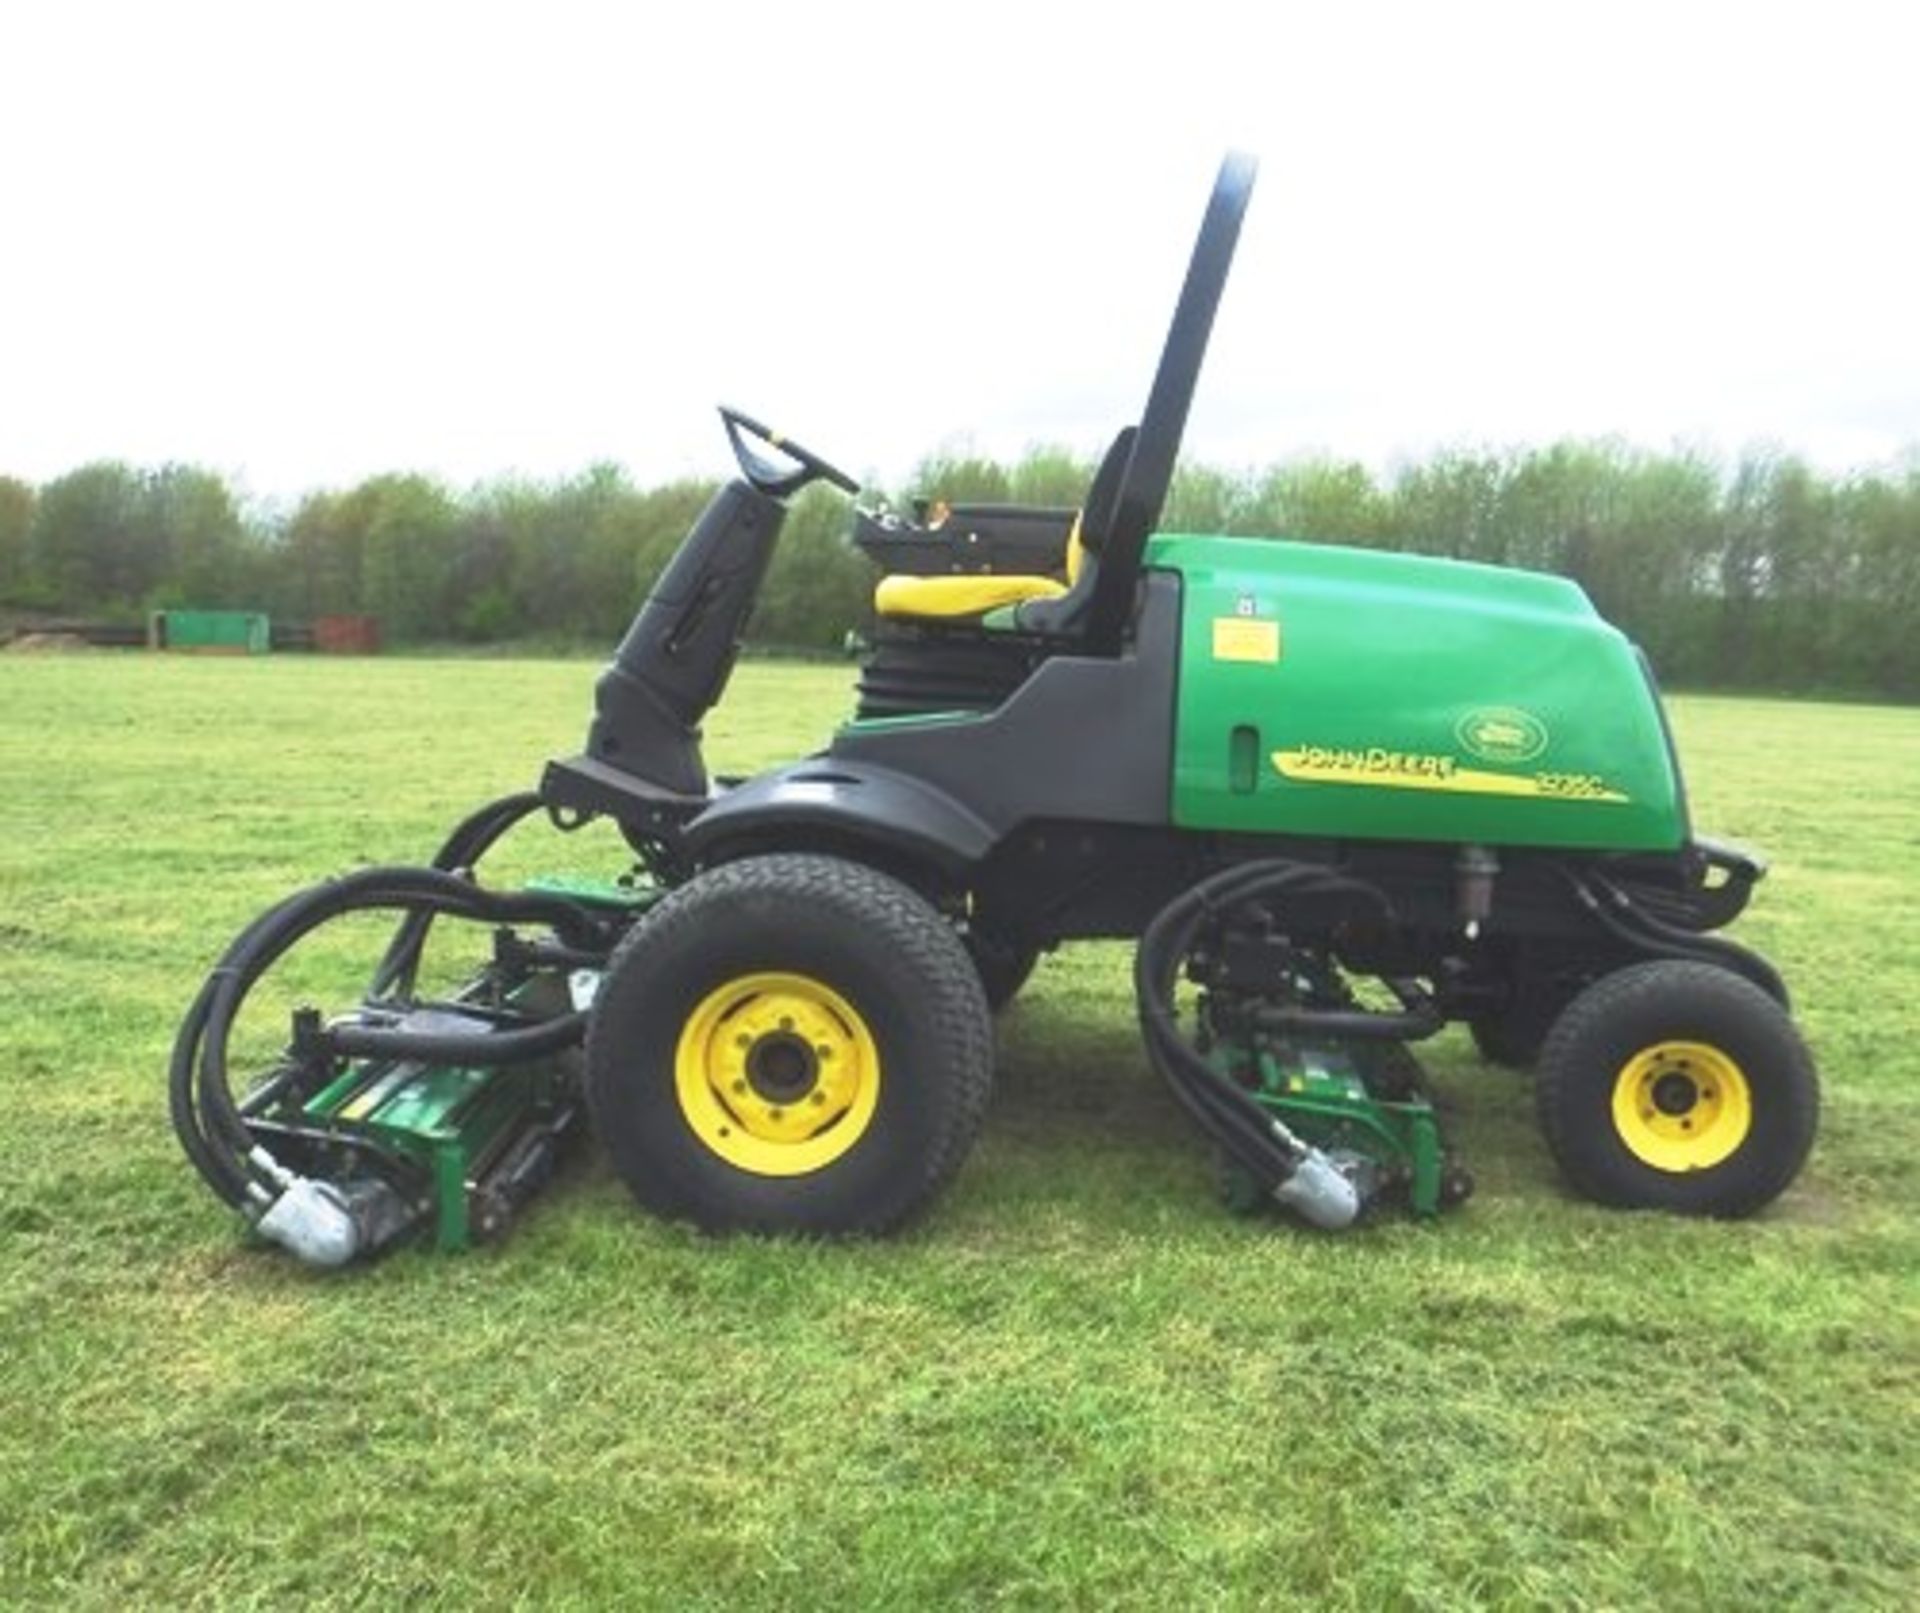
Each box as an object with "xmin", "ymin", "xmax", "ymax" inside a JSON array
[{"xmin": 2, "ymin": 654, "xmax": 1916, "ymax": 1608}]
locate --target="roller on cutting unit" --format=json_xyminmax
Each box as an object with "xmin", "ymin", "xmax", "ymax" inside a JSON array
[{"xmin": 173, "ymin": 152, "xmax": 1816, "ymax": 1264}]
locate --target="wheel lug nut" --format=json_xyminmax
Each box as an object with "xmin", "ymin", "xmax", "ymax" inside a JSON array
[
  {"xmin": 811, "ymin": 1092, "xmax": 827, "ymax": 1106},
  {"xmin": 817, "ymin": 1044, "xmax": 833, "ymax": 1060},
  {"xmin": 732, "ymin": 1080, "xmax": 747, "ymax": 1096},
  {"xmin": 735, "ymin": 1034, "xmax": 752, "ymax": 1049},
  {"xmin": 779, "ymin": 1016, "xmax": 794, "ymax": 1031}
]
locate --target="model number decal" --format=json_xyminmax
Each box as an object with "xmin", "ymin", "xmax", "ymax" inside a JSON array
[
  {"xmin": 1273, "ymin": 747, "xmax": 1629, "ymax": 804},
  {"xmin": 1535, "ymin": 771, "xmax": 1616, "ymax": 799}
]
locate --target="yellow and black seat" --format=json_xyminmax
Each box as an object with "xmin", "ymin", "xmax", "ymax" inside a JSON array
[
  {"xmin": 871, "ymin": 427, "xmax": 1136, "ymax": 634},
  {"xmin": 872, "ymin": 520, "xmax": 1081, "ymax": 622}
]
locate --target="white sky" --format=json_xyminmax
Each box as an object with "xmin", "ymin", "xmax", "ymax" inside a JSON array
[{"xmin": 2, "ymin": 1, "xmax": 1914, "ymax": 506}]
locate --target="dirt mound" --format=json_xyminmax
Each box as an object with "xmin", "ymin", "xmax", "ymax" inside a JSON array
[{"xmin": 4, "ymin": 632, "xmax": 93, "ymax": 654}]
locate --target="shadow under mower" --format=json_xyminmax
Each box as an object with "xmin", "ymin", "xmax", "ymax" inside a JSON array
[{"xmin": 173, "ymin": 153, "xmax": 1817, "ymax": 1266}]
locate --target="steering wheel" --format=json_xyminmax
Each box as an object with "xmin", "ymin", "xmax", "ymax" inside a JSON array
[{"xmin": 719, "ymin": 407, "xmax": 861, "ymax": 499}]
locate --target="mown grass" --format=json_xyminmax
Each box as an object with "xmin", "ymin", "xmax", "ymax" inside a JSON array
[{"xmin": 1, "ymin": 654, "xmax": 1916, "ymax": 1608}]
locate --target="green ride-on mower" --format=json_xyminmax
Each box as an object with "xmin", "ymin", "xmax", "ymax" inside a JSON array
[{"xmin": 173, "ymin": 153, "xmax": 1818, "ymax": 1265}]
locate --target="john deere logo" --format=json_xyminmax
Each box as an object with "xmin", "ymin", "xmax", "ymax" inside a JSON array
[{"xmin": 1455, "ymin": 707, "xmax": 1548, "ymax": 764}]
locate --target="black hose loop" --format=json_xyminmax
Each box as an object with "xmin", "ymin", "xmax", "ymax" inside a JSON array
[
  {"xmin": 171, "ymin": 859, "xmax": 607, "ymax": 1209},
  {"xmin": 327, "ymin": 1011, "xmax": 587, "ymax": 1064},
  {"xmin": 1133, "ymin": 859, "xmax": 1402, "ymax": 1188}
]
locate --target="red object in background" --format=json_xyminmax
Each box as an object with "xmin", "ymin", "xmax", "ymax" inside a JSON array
[{"xmin": 313, "ymin": 615, "xmax": 381, "ymax": 654}]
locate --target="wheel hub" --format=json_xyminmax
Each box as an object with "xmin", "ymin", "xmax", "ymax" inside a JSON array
[
  {"xmin": 1651, "ymin": 1071, "xmax": 1698, "ymax": 1116},
  {"xmin": 745, "ymin": 1031, "xmax": 820, "ymax": 1103},
  {"xmin": 1611, "ymin": 1041, "xmax": 1752, "ymax": 1172},
  {"xmin": 674, "ymin": 972, "xmax": 881, "ymax": 1177}
]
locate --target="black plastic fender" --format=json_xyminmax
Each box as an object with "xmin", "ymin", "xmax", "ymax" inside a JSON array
[{"xmin": 680, "ymin": 758, "xmax": 997, "ymax": 880}]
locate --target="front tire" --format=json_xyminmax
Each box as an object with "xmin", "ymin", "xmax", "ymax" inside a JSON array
[
  {"xmin": 586, "ymin": 854, "xmax": 994, "ymax": 1234},
  {"xmin": 1535, "ymin": 960, "xmax": 1817, "ymax": 1216}
]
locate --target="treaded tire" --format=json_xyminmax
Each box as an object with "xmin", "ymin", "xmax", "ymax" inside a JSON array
[
  {"xmin": 586, "ymin": 853, "xmax": 994, "ymax": 1234},
  {"xmin": 965, "ymin": 929, "xmax": 1040, "ymax": 1012},
  {"xmin": 1469, "ymin": 996, "xmax": 1565, "ymax": 1070},
  {"xmin": 1468, "ymin": 945, "xmax": 1583, "ymax": 1070},
  {"xmin": 1535, "ymin": 960, "xmax": 1817, "ymax": 1217}
]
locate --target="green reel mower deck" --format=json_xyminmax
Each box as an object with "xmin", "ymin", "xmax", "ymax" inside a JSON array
[
  {"xmin": 1220, "ymin": 1046, "xmax": 1458, "ymax": 1220},
  {"xmin": 272, "ymin": 1045, "xmax": 578, "ymax": 1254}
]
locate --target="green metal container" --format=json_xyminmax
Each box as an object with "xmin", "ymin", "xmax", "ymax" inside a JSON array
[{"xmin": 150, "ymin": 610, "xmax": 270, "ymax": 653}]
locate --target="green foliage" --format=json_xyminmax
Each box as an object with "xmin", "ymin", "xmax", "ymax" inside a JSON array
[
  {"xmin": 751, "ymin": 483, "xmax": 872, "ymax": 648},
  {"xmin": 2, "ymin": 441, "xmax": 1916, "ymax": 693},
  {"xmin": 1009, "ymin": 445, "xmax": 1094, "ymax": 507},
  {"xmin": 359, "ymin": 475, "xmax": 460, "ymax": 643},
  {"xmin": 148, "ymin": 466, "xmax": 250, "ymax": 606},
  {"xmin": 910, "ymin": 444, "xmax": 1013, "ymax": 506},
  {"xmin": 20, "ymin": 463, "xmax": 256, "ymax": 616},
  {"xmin": 279, "ymin": 484, "xmax": 371, "ymax": 618},
  {"xmin": 1165, "ymin": 462, "xmax": 1258, "ymax": 533},
  {"xmin": 28, "ymin": 462, "xmax": 154, "ymax": 610},
  {"xmin": 1258, "ymin": 457, "xmax": 1387, "ymax": 544},
  {"xmin": 0, "ymin": 476, "xmax": 33, "ymax": 604}
]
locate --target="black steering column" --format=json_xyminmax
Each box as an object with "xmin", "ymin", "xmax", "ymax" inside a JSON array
[{"xmin": 559, "ymin": 409, "xmax": 857, "ymax": 804}]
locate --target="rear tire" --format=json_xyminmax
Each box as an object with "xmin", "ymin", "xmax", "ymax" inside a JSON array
[
  {"xmin": 586, "ymin": 854, "xmax": 994, "ymax": 1234},
  {"xmin": 965, "ymin": 928, "xmax": 1040, "ymax": 1012},
  {"xmin": 1535, "ymin": 960, "xmax": 1817, "ymax": 1217},
  {"xmin": 1469, "ymin": 995, "xmax": 1568, "ymax": 1069},
  {"xmin": 1468, "ymin": 951, "xmax": 1583, "ymax": 1069}
]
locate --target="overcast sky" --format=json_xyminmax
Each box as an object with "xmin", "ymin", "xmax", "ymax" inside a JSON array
[{"xmin": 2, "ymin": 1, "xmax": 1914, "ymax": 505}]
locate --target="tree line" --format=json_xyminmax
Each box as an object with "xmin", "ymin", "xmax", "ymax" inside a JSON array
[{"xmin": 0, "ymin": 441, "xmax": 1914, "ymax": 696}]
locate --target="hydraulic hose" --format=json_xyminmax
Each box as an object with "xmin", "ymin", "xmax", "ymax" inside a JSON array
[
  {"xmin": 1558, "ymin": 864, "xmax": 1789, "ymax": 1007},
  {"xmin": 1134, "ymin": 859, "xmax": 1399, "ymax": 1190},
  {"xmin": 369, "ymin": 790, "xmax": 547, "ymax": 1000},
  {"xmin": 1248, "ymin": 982, "xmax": 1440, "ymax": 1041},
  {"xmin": 328, "ymin": 1012, "xmax": 587, "ymax": 1064},
  {"xmin": 171, "ymin": 848, "xmax": 607, "ymax": 1212},
  {"xmin": 169, "ymin": 903, "xmax": 292, "ymax": 1206}
]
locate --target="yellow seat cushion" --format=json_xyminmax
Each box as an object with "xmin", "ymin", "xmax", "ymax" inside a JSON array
[
  {"xmin": 873, "ymin": 512, "xmax": 1085, "ymax": 621},
  {"xmin": 874, "ymin": 572, "xmax": 1066, "ymax": 619}
]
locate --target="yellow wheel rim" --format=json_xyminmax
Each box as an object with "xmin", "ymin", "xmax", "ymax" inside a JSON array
[
  {"xmin": 1611, "ymin": 1041, "xmax": 1752, "ymax": 1172},
  {"xmin": 673, "ymin": 972, "xmax": 881, "ymax": 1176}
]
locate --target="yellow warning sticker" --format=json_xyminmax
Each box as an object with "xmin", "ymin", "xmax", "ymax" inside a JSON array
[{"xmin": 1212, "ymin": 617, "xmax": 1280, "ymax": 663}]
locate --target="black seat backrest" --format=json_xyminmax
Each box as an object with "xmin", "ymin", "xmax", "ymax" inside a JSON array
[
  {"xmin": 1077, "ymin": 426, "xmax": 1138, "ymax": 557},
  {"xmin": 1011, "ymin": 426, "xmax": 1136, "ymax": 637},
  {"xmin": 1081, "ymin": 154, "xmax": 1255, "ymax": 653},
  {"xmin": 1014, "ymin": 153, "xmax": 1256, "ymax": 648}
]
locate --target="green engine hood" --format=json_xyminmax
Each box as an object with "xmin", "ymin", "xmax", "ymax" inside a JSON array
[{"xmin": 1152, "ymin": 534, "xmax": 1685, "ymax": 852}]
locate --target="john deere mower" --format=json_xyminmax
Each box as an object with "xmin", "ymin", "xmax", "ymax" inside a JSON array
[{"xmin": 173, "ymin": 153, "xmax": 1817, "ymax": 1264}]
